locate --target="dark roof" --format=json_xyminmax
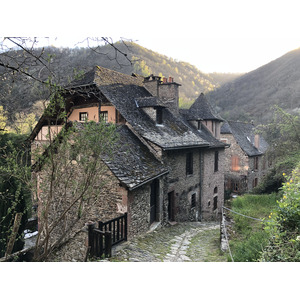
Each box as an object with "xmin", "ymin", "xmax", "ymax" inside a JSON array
[
  {"xmin": 92, "ymin": 66, "xmax": 209, "ymax": 150},
  {"xmin": 221, "ymin": 121, "xmax": 268, "ymax": 156},
  {"xmin": 103, "ymin": 125, "xmax": 168, "ymax": 190},
  {"xmin": 72, "ymin": 122, "xmax": 168, "ymax": 190},
  {"xmin": 189, "ymin": 93, "xmax": 223, "ymax": 121},
  {"xmin": 135, "ymin": 97, "xmax": 165, "ymax": 108},
  {"xmin": 180, "ymin": 113, "xmax": 227, "ymax": 149},
  {"xmin": 220, "ymin": 121, "xmax": 232, "ymax": 134}
]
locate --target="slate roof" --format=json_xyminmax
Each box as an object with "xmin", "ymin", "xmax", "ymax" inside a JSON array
[
  {"xmin": 73, "ymin": 122, "xmax": 168, "ymax": 190},
  {"xmin": 103, "ymin": 125, "xmax": 168, "ymax": 190},
  {"xmin": 189, "ymin": 93, "xmax": 223, "ymax": 121},
  {"xmin": 180, "ymin": 112, "xmax": 227, "ymax": 149},
  {"xmin": 88, "ymin": 66, "xmax": 210, "ymax": 150},
  {"xmin": 135, "ymin": 96, "xmax": 165, "ymax": 108},
  {"xmin": 221, "ymin": 121, "xmax": 268, "ymax": 156}
]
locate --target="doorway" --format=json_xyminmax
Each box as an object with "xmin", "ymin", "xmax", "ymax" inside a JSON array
[
  {"xmin": 168, "ymin": 191, "xmax": 175, "ymax": 222},
  {"xmin": 150, "ymin": 179, "xmax": 159, "ymax": 224}
]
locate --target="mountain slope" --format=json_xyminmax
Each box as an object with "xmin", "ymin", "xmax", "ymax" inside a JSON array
[
  {"xmin": 0, "ymin": 42, "xmax": 241, "ymax": 119},
  {"xmin": 206, "ymin": 47, "xmax": 300, "ymax": 123}
]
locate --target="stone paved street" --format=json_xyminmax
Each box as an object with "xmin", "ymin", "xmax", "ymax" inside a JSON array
[{"xmin": 107, "ymin": 222, "xmax": 228, "ymax": 262}]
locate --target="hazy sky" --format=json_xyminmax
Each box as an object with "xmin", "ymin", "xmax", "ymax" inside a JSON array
[{"xmin": 3, "ymin": 0, "xmax": 300, "ymax": 73}]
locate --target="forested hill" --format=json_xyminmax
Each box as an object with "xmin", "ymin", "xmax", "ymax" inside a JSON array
[
  {"xmin": 206, "ymin": 47, "xmax": 300, "ymax": 124},
  {"xmin": 0, "ymin": 41, "xmax": 241, "ymax": 119}
]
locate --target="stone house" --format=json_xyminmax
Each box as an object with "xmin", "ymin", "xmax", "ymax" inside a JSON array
[
  {"xmin": 29, "ymin": 66, "xmax": 227, "ymax": 261},
  {"xmin": 220, "ymin": 120, "xmax": 269, "ymax": 194}
]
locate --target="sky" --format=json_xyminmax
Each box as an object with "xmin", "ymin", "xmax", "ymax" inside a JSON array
[{"xmin": 3, "ymin": 0, "xmax": 300, "ymax": 73}]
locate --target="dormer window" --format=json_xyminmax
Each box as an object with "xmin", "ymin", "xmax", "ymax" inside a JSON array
[
  {"xmin": 156, "ymin": 107, "xmax": 163, "ymax": 125},
  {"xmin": 79, "ymin": 112, "xmax": 88, "ymax": 122},
  {"xmin": 197, "ymin": 121, "xmax": 202, "ymax": 130}
]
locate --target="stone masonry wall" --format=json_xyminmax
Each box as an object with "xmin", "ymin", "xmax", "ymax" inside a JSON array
[
  {"xmin": 221, "ymin": 133, "xmax": 268, "ymax": 193},
  {"xmin": 37, "ymin": 155, "xmax": 125, "ymax": 261},
  {"xmin": 163, "ymin": 149, "xmax": 202, "ymax": 222},
  {"xmin": 201, "ymin": 149, "xmax": 225, "ymax": 221}
]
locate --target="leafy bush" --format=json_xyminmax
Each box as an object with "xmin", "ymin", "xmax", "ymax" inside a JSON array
[{"xmin": 261, "ymin": 164, "xmax": 300, "ymax": 261}]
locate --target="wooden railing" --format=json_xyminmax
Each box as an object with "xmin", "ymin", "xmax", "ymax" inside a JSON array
[{"xmin": 88, "ymin": 213, "xmax": 127, "ymax": 259}]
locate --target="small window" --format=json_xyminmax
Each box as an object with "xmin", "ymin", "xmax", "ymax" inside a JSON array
[
  {"xmin": 214, "ymin": 151, "xmax": 219, "ymax": 172},
  {"xmin": 253, "ymin": 178, "xmax": 258, "ymax": 188},
  {"xmin": 231, "ymin": 155, "xmax": 240, "ymax": 172},
  {"xmin": 79, "ymin": 112, "xmax": 88, "ymax": 122},
  {"xmin": 156, "ymin": 107, "xmax": 163, "ymax": 125},
  {"xmin": 186, "ymin": 152, "xmax": 193, "ymax": 175},
  {"xmin": 197, "ymin": 121, "xmax": 202, "ymax": 130},
  {"xmin": 100, "ymin": 111, "xmax": 108, "ymax": 123},
  {"xmin": 213, "ymin": 196, "xmax": 218, "ymax": 210},
  {"xmin": 191, "ymin": 193, "xmax": 196, "ymax": 208},
  {"xmin": 254, "ymin": 157, "xmax": 259, "ymax": 170},
  {"xmin": 214, "ymin": 187, "xmax": 218, "ymax": 194}
]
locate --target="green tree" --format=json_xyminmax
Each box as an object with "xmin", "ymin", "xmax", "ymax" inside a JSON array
[
  {"xmin": 255, "ymin": 106, "xmax": 300, "ymax": 193},
  {"xmin": 0, "ymin": 106, "xmax": 7, "ymax": 133},
  {"xmin": 261, "ymin": 164, "xmax": 300, "ymax": 261},
  {"xmin": 0, "ymin": 133, "xmax": 30, "ymax": 257}
]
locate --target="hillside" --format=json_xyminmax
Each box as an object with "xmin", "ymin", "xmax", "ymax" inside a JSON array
[
  {"xmin": 0, "ymin": 41, "xmax": 241, "ymax": 120},
  {"xmin": 206, "ymin": 47, "xmax": 300, "ymax": 123}
]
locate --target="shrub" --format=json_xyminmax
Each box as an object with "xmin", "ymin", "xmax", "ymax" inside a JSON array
[{"xmin": 261, "ymin": 164, "xmax": 300, "ymax": 261}]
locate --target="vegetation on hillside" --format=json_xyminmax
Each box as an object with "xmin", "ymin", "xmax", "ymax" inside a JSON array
[
  {"xmin": 253, "ymin": 106, "xmax": 300, "ymax": 194},
  {"xmin": 207, "ymin": 47, "xmax": 300, "ymax": 124},
  {"xmin": 0, "ymin": 40, "xmax": 240, "ymax": 129}
]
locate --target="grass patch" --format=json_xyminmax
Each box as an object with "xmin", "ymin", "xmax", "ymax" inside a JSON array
[{"xmin": 227, "ymin": 193, "xmax": 279, "ymax": 262}]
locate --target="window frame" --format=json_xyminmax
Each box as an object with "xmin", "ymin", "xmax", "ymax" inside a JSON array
[
  {"xmin": 186, "ymin": 152, "xmax": 194, "ymax": 175},
  {"xmin": 214, "ymin": 151, "xmax": 219, "ymax": 172},
  {"xmin": 79, "ymin": 112, "xmax": 88, "ymax": 122},
  {"xmin": 100, "ymin": 111, "xmax": 108, "ymax": 123}
]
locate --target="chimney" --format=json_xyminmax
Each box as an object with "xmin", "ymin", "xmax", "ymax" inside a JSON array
[
  {"xmin": 254, "ymin": 134, "xmax": 260, "ymax": 149},
  {"xmin": 158, "ymin": 75, "xmax": 181, "ymax": 114},
  {"xmin": 143, "ymin": 75, "xmax": 160, "ymax": 97}
]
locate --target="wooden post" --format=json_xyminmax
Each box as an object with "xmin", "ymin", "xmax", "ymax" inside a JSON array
[
  {"xmin": 124, "ymin": 213, "xmax": 128, "ymax": 241},
  {"xmin": 5, "ymin": 213, "xmax": 22, "ymax": 257},
  {"xmin": 105, "ymin": 232, "xmax": 112, "ymax": 258},
  {"xmin": 87, "ymin": 222, "xmax": 95, "ymax": 257}
]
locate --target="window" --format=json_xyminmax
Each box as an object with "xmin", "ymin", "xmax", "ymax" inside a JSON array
[
  {"xmin": 186, "ymin": 152, "xmax": 193, "ymax": 175},
  {"xmin": 253, "ymin": 178, "xmax": 258, "ymax": 188},
  {"xmin": 231, "ymin": 155, "xmax": 240, "ymax": 172},
  {"xmin": 254, "ymin": 157, "xmax": 259, "ymax": 170},
  {"xmin": 197, "ymin": 121, "xmax": 202, "ymax": 130},
  {"xmin": 191, "ymin": 193, "xmax": 196, "ymax": 208},
  {"xmin": 214, "ymin": 187, "xmax": 218, "ymax": 194},
  {"xmin": 100, "ymin": 111, "xmax": 108, "ymax": 123},
  {"xmin": 214, "ymin": 151, "xmax": 219, "ymax": 172},
  {"xmin": 156, "ymin": 107, "xmax": 163, "ymax": 125},
  {"xmin": 213, "ymin": 196, "xmax": 218, "ymax": 210},
  {"xmin": 79, "ymin": 112, "xmax": 88, "ymax": 122}
]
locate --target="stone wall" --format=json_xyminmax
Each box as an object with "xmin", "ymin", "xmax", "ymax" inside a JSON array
[
  {"xmin": 201, "ymin": 149, "xmax": 225, "ymax": 221},
  {"xmin": 163, "ymin": 149, "xmax": 202, "ymax": 222},
  {"xmin": 221, "ymin": 133, "xmax": 268, "ymax": 193},
  {"xmin": 36, "ymin": 150, "xmax": 126, "ymax": 261}
]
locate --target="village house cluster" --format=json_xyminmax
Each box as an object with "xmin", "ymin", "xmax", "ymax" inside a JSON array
[{"xmin": 29, "ymin": 66, "xmax": 268, "ymax": 261}]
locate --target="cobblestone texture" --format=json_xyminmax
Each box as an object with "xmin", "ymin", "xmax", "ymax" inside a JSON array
[{"xmin": 104, "ymin": 222, "xmax": 228, "ymax": 262}]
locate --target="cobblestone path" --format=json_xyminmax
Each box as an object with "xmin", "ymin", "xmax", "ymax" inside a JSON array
[{"xmin": 108, "ymin": 222, "xmax": 228, "ymax": 262}]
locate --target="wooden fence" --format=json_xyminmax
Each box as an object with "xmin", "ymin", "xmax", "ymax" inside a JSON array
[{"xmin": 88, "ymin": 213, "xmax": 127, "ymax": 259}]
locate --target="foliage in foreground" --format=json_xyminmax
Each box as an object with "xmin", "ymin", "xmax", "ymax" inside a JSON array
[
  {"xmin": 0, "ymin": 133, "xmax": 31, "ymax": 257},
  {"xmin": 227, "ymin": 193, "xmax": 279, "ymax": 262},
  {"xmin": 260, "ymin": 164, "xmax": 300, "ymax": 261}
]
